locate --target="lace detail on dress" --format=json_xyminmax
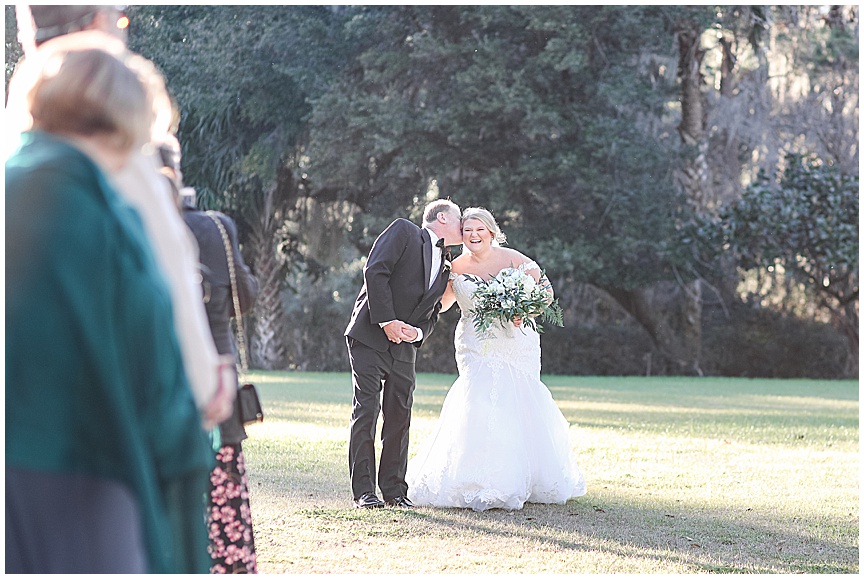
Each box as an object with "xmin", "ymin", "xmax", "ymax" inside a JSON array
[
  {"xmin": 450, "ymin": 273, "xmax": 541, "ymax": 380},
  {"xmin": 520, "ymin": 260, "xmax": 540, "ymax": 273},
  {"xmin": 405, "ymin": 268, "xmax": 587, "ymax": 511}
]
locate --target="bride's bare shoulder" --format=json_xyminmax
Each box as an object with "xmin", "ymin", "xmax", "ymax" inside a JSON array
[{"xmin": 498, "ymin": 247, "xmax": 531, "ymax": 266}]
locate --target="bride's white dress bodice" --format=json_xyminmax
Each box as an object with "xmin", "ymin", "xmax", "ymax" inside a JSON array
[
  {"xmin": 451, "ymin": 261, "xmax": 542, "ymax": 380},
  {"xmin": 407, "ymin": 261, "xmax": 586, "ymax": 511}
]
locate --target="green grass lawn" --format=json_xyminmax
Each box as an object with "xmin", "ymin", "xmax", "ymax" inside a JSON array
[{"xmin": 242, "ymin": 372, "xmax": 859, "ymax": 574}]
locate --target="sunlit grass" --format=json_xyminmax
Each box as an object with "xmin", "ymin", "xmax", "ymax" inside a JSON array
[{"xmin": 242, "ymin": 372, "xmax": 858, "ymax": 574}]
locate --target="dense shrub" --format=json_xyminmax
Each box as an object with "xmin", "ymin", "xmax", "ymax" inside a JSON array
[
  {"xmin": 274, "ymin": 268, "xmax": 849, "ymax": 379},
  {"xmin": 539, "ymin": 324, "xmax": 655, "ymax": 376},
  {"xmin": 537, "ymin": 305, "xmax": 848, "ymax": 378},
  {"xmin": 279, "ymin": 265, "xmax": 359, "ymax": 372},
  {"xmin": 700, "ymin": 303, "xmax": 849, "ymax": 379},
  {"xmin": 458, "ymin": 303, "xmax": 847, "ymax": 378}
]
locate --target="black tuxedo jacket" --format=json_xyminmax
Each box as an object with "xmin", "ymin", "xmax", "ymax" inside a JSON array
[{"xmin": 345, "ymin": 218, "xmax": 449, "ymax": 363}]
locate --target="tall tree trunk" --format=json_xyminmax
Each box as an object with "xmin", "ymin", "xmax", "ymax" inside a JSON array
[
  {"xmin": 607, "ymin": 281, "xmax": 702, "ymax": 374},
  {"xmin": 709, "ymin": 33, "xmax": 744, "ymax": 304},
  {"xmin": 839, "ymin": 300, "xmax": 859, "ymax": 377},
  {"xmin": 245, "ymin": 183, "xmax": 289, "ymax": 370},
  {"xmin": 611, "ymin": 22, "xmax": 708, "ymax": 376},
  {"xmin": 712, "ymin": 34, "xmax": 742, "ymax": 207},
  {"xmin": 599, "ymin": 22, "xmax": 710, "ymax": 376},
  {"xmin": 675, "ymin": 25, "xmax": 711, "ymax": 208},
  {"xmin": 667, "ymin": 21, "xmax": 710, "ymax": 375}
]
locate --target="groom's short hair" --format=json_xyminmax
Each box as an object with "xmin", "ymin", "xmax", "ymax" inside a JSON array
[{"xmin": 423, "ymin": 198, "xmax": 459, "ymax": 224}]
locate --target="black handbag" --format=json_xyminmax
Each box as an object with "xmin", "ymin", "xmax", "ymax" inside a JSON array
[
  {"xmin": 208, "ymin": 212, "xmax": 263, "ymax": 426},
  {"xmin": 238, "ymin": 383, "xmax": 263, "ymax": 425}
]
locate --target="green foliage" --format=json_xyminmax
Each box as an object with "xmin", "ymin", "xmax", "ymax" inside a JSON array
[
  {"xmin": 27, "ymin": 5, "xmax": 846, "ymax": 376},
  {"xmin": 127, "ymin": 5, "xmax": 350, "ymax": 203},
  {"xmin": 126, "ymin": 6, "xmax": 355, "ymax": 349},
  {"xmin": 721, "ymin": 154, "xmax": 858, "ymax": 306},
  {"xmin": 307, "ymin": 5, "xmax": 694, "ymax": 291},
  {"xmin": 4, "ymin": 5, "xmax": 22, "ymax": 91},
  {"xmin": 687, "ymin": 153, "xmax": 859, "ymax": 374},
  {"xmin": 811, "ymin": 8, "xmax": 858, "ymax": 69}
]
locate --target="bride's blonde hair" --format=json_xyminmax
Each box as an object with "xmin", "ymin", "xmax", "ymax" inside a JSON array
[{"xmin": 461, "ymin": 207, "xmax": 506, "ymax": 246}]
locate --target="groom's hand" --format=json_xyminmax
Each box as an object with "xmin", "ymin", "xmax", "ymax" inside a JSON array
[
  {"xmin": 401, "ymin": 326, "xmax": 419, "ymax": 342},
  {"xmin": 383, "ymin": 320, "xmax": 408, "ymax": 343},
  {"xmin": 382, "ymin": 320, "xmax": 420, "ymax": 343}
]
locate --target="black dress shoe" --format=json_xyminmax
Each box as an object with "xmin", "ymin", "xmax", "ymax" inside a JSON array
[
  {"xmin": 354, "ymin": 492, "xmax": 385, "ymax": 509},
  {"xmin": 385, "ymin": 496, "xmax": 415, "ymax": 508}
]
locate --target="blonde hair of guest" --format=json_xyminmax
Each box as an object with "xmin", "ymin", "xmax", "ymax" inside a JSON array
[{"xmin": 26, "ymin": 47, "xmax": 160, "ymax": 153}]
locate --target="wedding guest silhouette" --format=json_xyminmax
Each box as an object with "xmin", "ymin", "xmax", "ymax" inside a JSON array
[
  {"xmin": 6, "ymin": 44, "xmax": 211, "ymax": 573},
  {"xmin": 6, "ymin": 4, "xmax": 232, "ymax": 427}
]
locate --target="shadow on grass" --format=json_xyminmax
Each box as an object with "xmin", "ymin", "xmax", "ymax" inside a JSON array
[
  {"xmin": 247, "ymin": 373, "xmax": 858, "ymax": 573},
  {"xmin": 295, "ymin": 492, "xmax": 857, "ymax": 573}
]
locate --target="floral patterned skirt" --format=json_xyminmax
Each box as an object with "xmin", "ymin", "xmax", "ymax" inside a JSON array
[{"xmin": 207, "ymin": 444, "xmax": 257, "ymax": 573}]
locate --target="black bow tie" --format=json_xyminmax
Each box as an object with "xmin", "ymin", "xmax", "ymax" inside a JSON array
[{"xmin": 435, "ymin": 238, "xmax": 445, "ymax": 249}]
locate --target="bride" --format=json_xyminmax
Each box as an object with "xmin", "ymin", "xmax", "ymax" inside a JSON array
[{"xmin": 406, "ymin": 207, "xmax": 586, "ymax": 511}]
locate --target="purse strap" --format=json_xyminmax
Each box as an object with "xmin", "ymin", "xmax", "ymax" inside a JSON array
[{"xmin": 206, "ymin": 211, "xmax": 249, "ymax": 375}]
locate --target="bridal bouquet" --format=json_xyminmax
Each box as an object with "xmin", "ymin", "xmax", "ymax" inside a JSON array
[{"xmin": 469, "ymin": 267, "xmax": 564, "ymax": 335}]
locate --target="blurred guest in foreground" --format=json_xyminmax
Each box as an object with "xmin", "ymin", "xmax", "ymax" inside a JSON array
[
  {"xmin": 162, "ymin": 139, "xmax": 261, "ymax": 573},
  {"xmin": 5, "ymin": 43, "xmax": 212, "ymax": 573},
  {"xmin": 7, "ymin": 4, "xmax": 233, "ymax": 428}
]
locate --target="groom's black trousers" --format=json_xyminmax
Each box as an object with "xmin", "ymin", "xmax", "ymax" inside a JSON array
[{"xmin": 346, "ymin": 337, "xmax": 416, "ymax": 501}]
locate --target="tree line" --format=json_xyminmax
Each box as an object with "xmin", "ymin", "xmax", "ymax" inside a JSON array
[{"xmin": 5, "ymin": 5, "xmax": 858, "ymax": 377}]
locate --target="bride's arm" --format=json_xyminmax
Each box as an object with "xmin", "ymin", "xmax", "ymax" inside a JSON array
[
  {"xmin": 538, "ymin": 271, "xmax": 554, "ymax": 305},
  {"xmin": 512, "ymin": 254, "xmax": 553, "ymax": 327},
  {"xmin": 439, "ymin": 280, "xmax": 457, "ymax": 313},
  {"xmin": 516, "ymin": 251, "xmax": 554, "ymax": 305}
]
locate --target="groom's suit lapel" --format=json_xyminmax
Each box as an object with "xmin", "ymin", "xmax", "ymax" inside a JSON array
[
  {"xmin": 429, "ymin": 264, "xmax": 448, "ymax": 295},
  {"xmin": 420, "ymin": 232, "xmax": 449, "ymax": 300},
  {"xmin": 421, "ymin": 228, "xmax": 433, "ymax": 292},
  {"xmin": 411, "ymin": 269, "xmax": 448, "ymax": 322}
]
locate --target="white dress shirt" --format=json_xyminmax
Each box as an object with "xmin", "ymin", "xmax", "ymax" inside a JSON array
[{"xmin": 425, "ymin": 227, "xmax": 443, "ymax": 290}]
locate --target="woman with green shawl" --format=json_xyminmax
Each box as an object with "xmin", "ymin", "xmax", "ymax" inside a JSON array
[{"xmin": 6, "ymin": 42, "xmax": 212, "ymax": 573}]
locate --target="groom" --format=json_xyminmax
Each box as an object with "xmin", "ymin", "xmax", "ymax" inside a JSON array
[{"xmin": 345, "ymin": 198, "xmax": 462, "ymax": 508}]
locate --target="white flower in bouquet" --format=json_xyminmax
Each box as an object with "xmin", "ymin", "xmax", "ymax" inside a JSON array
[{"xmin": 468, "ymin": 266, "xmax": 564, "ymax": 335}]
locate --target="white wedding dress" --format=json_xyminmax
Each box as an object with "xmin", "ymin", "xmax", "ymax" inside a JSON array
[{"xmin": 406, "ymin": 262, "xmax": 587, "ymax": 511}]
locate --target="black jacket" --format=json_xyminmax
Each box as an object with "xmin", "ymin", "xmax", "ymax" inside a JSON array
[
  {"xmin": 183, "ymin": 207, "xmax": 259, "ymax": 444},
  {"xmin": 345, "ymin": 218, "xmax": 449, "ymax": 363}
]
